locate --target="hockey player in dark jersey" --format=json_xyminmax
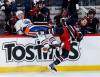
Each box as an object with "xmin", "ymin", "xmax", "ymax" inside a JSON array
[
  {"xmin": 48, "ymin": 26, "xmax": 71, "ymax": 72},
  {"xmin": 48, "ymin": 18, "xmax": 83, "ymax": 72}
]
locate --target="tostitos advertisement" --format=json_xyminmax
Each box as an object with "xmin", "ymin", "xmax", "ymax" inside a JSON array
[{"xmin": 0, "ymin": 34, "xmax": 100, "ymax": 72}]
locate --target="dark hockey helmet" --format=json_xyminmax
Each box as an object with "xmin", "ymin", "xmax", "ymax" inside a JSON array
[
  {"xmin": 88, "ymin": 9, "xmax": 96, "ymax": 15},
  {"xmin": 53, "ymin": 26, "xmax": 64, "ymax": 35}
]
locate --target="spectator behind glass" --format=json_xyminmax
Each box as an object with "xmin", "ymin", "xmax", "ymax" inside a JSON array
[
  {"xmin": 62, "ymin": 0, "xmax": 79, "ymax": 22},
  {"xmin": 10, "ymin": 0, "xmax": 17, "ymax": 16},
  {"xmin": 79, "ymin": 17, "xmax": 88, "ymax": 35},
  {"xmin": 9, "ymin": 13, "xmax": 18, "ymax": 34},
  {"xmin": 33, "ymin": 1, "xmax": 50, "ymax": 22},
  {"xmin": 39, "ymin": 1, "xmax": 50, "ymax": 22},
  {"xmin": 86, "ymin": 9, "xmax": 99, "ymax": 34},
  {"xmin": 24, "ymin": 0, "xmax": 31, "ymax": 19},
  {"xmin": 30, "ymin": 2, "xmax": 40, "ymax": 22},
  {"xmin": 54, "ymin": 9, "xmax": 69, "ymax": 27},
  {"xmin": 1, "ymin": 0, "xmax": 12, "ymax": 34},
  {"xmin": 14, "ymin": 10, "xmax": 32, "ymax": 35},
  {"xmin": 3, "ymin": 0, "xmax": 11, "ymax": 23},
  {"xmin": 0, "ymin": 10, "xmax": 6, "ymax": 34},
  {"xmin": 62, "ymin": 0, "xmax": 69, "ymax": 9},
  {"xmin": 54, "ymin": 8, "xmax": 78, "ymax": 27},
  {"xmin": 30, "ymin": 1, "xmax": 50, "ymax": 22}
]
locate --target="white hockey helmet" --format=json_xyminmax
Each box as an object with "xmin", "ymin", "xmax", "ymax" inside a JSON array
[
  {"xmin": 16, "ymin": 10, "xmax": 24, "ymax": 16},
  {"xmin": 16, "ymin": 10, "xmax": 24, "ymax": 19}
]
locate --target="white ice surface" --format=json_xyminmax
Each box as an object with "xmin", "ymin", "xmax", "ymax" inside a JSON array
[{"xmin": 0, "ymin": 72, "xmax": 100, "ymax": 77}]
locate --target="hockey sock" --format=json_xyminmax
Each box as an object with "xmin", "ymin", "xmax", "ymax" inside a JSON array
[
  {"xmin": 53, "ymin": 56, "xmax": 64, "ymax": 65},
  {"xmin": 53, "ymin": 49, "xmax": 69, "ymax": 65}
]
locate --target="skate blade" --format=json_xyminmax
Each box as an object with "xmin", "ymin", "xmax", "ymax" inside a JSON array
[{"xmin": 48, "ymin": 66, "xmax": 57, "ymax": 73}]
